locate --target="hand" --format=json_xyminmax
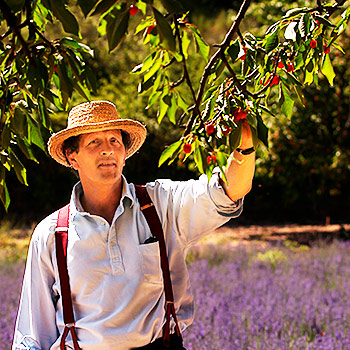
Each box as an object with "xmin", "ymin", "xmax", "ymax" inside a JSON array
[{"xmin": 239, "ymin": 120, "xmax": 254, "ymax": 149}]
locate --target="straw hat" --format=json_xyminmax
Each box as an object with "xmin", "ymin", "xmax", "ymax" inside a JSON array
[{"xmin": 48, "ymin": 101, "xmax": 147, "ymax": 167}]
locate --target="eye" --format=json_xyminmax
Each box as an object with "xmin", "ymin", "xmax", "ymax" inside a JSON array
[{"xmin": 88, "ymin": 139, "xmax": 99, "ymax": 145}]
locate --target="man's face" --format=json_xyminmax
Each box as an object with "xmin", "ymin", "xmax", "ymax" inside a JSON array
[{"xmin": 66, "ymin": 129, "xmax": 126, "ymax": 188}]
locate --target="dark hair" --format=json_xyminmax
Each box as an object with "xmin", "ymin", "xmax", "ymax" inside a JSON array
[{"xmin": 62, "ymin": 130, "xmax": 131, "ymax": 166}]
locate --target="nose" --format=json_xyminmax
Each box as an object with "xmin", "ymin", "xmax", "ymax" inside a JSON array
[{"xmin": 100, "ymin": 141, "xmax": 114, "ymax": 156}]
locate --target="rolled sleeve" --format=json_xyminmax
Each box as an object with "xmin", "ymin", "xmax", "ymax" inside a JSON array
[{"xmin": 205, "ymin": 168, "xmax": 244, "ymax": 217}]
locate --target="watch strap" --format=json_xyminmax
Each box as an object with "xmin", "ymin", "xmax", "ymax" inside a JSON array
[{"xmin": 235, "ymin": 147, "xmax": 255, "ymax": 155}]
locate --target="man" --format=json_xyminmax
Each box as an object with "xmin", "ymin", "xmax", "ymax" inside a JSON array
[{"xmin": 12, "ymin": 100, "xmax": 255, "ymax": 349}]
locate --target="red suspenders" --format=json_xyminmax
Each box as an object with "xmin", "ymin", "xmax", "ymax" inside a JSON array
[
  {"xmin": 55, "ymin": 204, "xmax": 81, "ymax": 350},
  {"xmin": 55, "ymin": 186, "xmax": 182, "ymax": 349}
]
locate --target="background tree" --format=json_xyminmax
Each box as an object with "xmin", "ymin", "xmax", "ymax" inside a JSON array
[{"xmin": 0, "ymin": 0, "xmax": 349, "ymax": 223}]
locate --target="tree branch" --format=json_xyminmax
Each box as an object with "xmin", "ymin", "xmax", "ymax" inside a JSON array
[{"xmin": 184, "ymin": 0, "xmax": 252, "ymax": 136}]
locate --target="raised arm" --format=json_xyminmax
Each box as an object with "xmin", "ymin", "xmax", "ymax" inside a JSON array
[{"xmin": 221, "ymin": 120, "xmax": 256, "ymax": 202}]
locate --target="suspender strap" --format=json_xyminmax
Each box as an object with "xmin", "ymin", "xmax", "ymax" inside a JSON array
[
  {"xmin": 55, "ymin": 204, "xmax": 81, "ymax": 350},
  {"xmin": 135, "ymin": 185, "xmax": 182, "ymax": 347}
]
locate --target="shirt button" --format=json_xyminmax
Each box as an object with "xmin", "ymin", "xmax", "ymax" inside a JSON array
[
  {"xmin": 111, "ymin": 241, "xmax": 115, "ymax": 247},
  {"xmin": 101, "ymin": 221, "xmax": 106, "ymax": 226}
]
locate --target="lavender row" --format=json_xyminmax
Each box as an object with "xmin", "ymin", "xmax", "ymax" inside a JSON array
[
  {"xmin": 184, "ymin": 241, "xmax": 350, "ymax": 349},
  {"xmin": 1, "ymin": 240, "xmax": 350, "ymax": 349}
]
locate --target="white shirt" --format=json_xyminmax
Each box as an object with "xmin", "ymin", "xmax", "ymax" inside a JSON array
[{"xmin": 12, "ymin": 170, "xmax": 243, "ymax": 350}]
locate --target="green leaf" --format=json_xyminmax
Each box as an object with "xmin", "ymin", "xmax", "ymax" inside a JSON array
[
  {"xmin": 189, "ymin": 25, "xmax": 210, "ymax": 62},
  {"xmin": 144, "ymin": 55, "xmax": 163, "ymax": 82},
  {"xmin": 132, "ymin": 52, "xmax": 157, "ymax": 74},
  {"xmin": 159, "ymin": 0, "xmax": 184, "ymax": 14},
  {"xmin": 91, "ymin": 0, "xmax": 117, "ymax": 16},
  {"xmin": 256, "ymin": 115, "xmax": 269, "ymax": 147},
  {"xmin": 280, "ymin": 83, "xmax": 294, "ymax": 119},
  {"xmin": 9, "ymin": 149, "xmax": 28, "ymax": 186},
  {"xmin": 57, "ymin": 60, "xmax": 73, "ymax": 107},
  {"xmin": 193, "ymin": 138, "xmax": 205, "ymax": 174},
  {"xmin": 202, "ymin": 90, "xmax": 218, "ymax": 121},
  {"xmin": 285, "ymin": 71, "xmax": 303, "ymax": 86},
  {"xmin": 176, "ymin": 92, "xmax": 188, "ymax": 114},
  {"xmin": 16, "ymin": 137, "xmax": 39, "ymax": 163},
  {"xmin": 1, "ymin": 122, "xmax": 11, "ymax": 149},
  {"xmin": 229, "ymin": 123, "xmax": 242, "ymax": 150},
  {"xmin": 152, "ymin": 7, "xmax": 176, "ymax": 52},
  {"xmin": 27, "ymin": 58, "xmax": 49, "ymax": 96},
  {"xmin": 157, "ymin": 98, "xmax": 168, "ymax": 123},
  {"xmin": 298, "ymin": 13, "xmax": 310, "ymax": 38},
  {"xmin": 227, "ymin": 40, "xmax": 240, "ymax": 62},
  {"xmin": 314, "ymin": 15, "xmax": 336, "ymax": 28},
  {"xmin": 106, "ymin": 9, "xmax": 130, "ymax": 52},
  {"xmin": 321, "ymin": 53, "xmax": 335, "ymax": 86},
  {"xmin": 283, "ymin": 7, "xmax": 307, "ymax": 19},
  {"xmin": 0, "ymin": 174, "xmax": 10, "ymax": 211},
  {"xmin": 27, "ymin": 116, "xmax": 46, "ymax": 152},
  {"xmin": 258, "ymin": 104, "xmax": 276, "ymax": 117},
  {"xmin": 37, "ymin": 96, "xmax": 52, "ymax": 130},
  {"xmin": 158, "ymin": 139, "xmax": 182, "ymax": 167},
  {"xmin": 331, "ymin": 42, "xmax": 345, "ymax": 54},
  {"xmin": 181, "ymin": 29, "xmax": 191, "ymax": 59},
  {"xmin": 294, "ymin": 85, "xmax": 306, "ymax": 107},
  {"xmin": 49, "ymin": 0, "xmax": 80, "ymax": 36},
  {"xmin": 167, "ymin": 93, "xmax": 177, "ymax": 124},
  {"xmin": 77, "ymin": 0, "xmax": 99, "ymax": 16},
  {"xmin": 265, "ymin": 27, "xmax": 279, "ymax": 53}
]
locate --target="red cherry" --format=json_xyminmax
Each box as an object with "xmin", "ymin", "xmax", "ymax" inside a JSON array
[
  {"xmin": 310, "ymin": 39, "xmax": 317, "ymax": 49},
  {"xmin": 222, "ymin": 126, "xmax": 231, "ymax": 136},
  {"xmin": 287, "ymin": 62, "xmax": 295, "ymax": 72},
  {"xmin": 277, "ymin": 61, "xmax": 284, "ymax": 68},
  {"xmin": 206, "ymin": 123, "xmax": 215, "ymax": 135},
  {"xmin": 233, "ymin": 109, "xmax": 247, "ymax": 121},
  {"xmin": 240, "ymin": 47, "xmax": 247, "ymax": 60},
  {"xmin": 270, "ymin": 75, "xmax": 280, "ymax": 87},
  {"xmin": 206, "ymin": 154, "xmax": 217, "ymax": 165},
  {"xmin": 129, "ymin": 5, "xmax": 139, "ymax": 16},
  {"xmin": 323, "ymin": 45, "xmax": 330, "ymax": 54},
  {"xmin": 183, "ymin": 143, "xmax": 192, "ymax": 154},
  {"xmin": 147, "ymin": 25, "xmax": 156, "ymax": 35}
]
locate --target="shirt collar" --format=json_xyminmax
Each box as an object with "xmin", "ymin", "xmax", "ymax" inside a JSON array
[{"xmin": 69, "ymin": 175, "xmax": 135, "ymax": 216}]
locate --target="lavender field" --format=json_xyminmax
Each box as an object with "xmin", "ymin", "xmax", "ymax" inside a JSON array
[{"xmin": 1, "ymin": 238, "xmax": 350, "ymax": 349}]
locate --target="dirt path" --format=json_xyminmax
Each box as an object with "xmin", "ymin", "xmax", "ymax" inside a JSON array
[{"xmin": 203, "ymin": 223, "xmax": 350, "ymax": 246}]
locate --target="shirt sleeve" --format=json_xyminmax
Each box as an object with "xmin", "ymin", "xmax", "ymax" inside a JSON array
[
  {"xmin": 12, "ymin": 221, "xmax": 59, "ymax": 350},
  {"xmin": 146, "ymin": 168, "xmax": 243, "ymax": 247}
]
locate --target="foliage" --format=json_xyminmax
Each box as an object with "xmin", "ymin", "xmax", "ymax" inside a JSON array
[{"xmin": 0, "ymin": 0, "xmax": 349, "ymax": 210}]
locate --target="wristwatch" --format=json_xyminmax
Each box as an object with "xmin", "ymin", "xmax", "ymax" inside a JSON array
[{"xmin": 235, "ymin": 147, "xmax": 255, "ymax": 155}]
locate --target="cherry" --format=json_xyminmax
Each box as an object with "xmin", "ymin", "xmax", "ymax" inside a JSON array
[
  {"xmin": 240, "ymin": 47, "xmax": 247, "ymax": 60},
  {"xmin": 233, "ymin": 108, "xmax": 247, "ymax": 121},
  {"xmin": 270, "ymin": 75, "xmax": 280, "ymax": 87},
  {"xmin": 206, "ymin": 123, "xmax": 215, "ymax": 135},
  {"xmin": 310, "ymin": 39, "xmax": 317, "ymax": 49},
  {"xmin": 323, "ymin": 45, "xmax": 330, "ymax": 54},
  {"xmin": 183, "ymin": 143, "xmax": 192, "ymax": 154},
  {"xmin": 129, "ymin": 5, "xmax": 139, "ymax": 16},
  {"xmin": 277, "ymin": 61, "xmax": 284, "ymax": 68},
  {"xmin": 222, "ymin": 126, "xmax": 231, "ymax": 136},
  {"xmin": 147, "ymin": 25, "xmax": 156, "ymax": 35},
  {"xmin": 287, "ymin": 62, "xmax": 295, "ymax": 72},
  {"xmin": 206, "ymin": 154, "xmax": 217, "ymax": 165}
]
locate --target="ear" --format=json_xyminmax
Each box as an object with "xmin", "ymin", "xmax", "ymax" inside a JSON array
[{"xmin": 66, "ymin": 150, "xmax": 79, "ymax": 170}]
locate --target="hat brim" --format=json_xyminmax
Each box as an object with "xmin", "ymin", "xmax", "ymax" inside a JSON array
[{"xmin": 48, "ymin": 119, "xmax": 147, "ymax": 167}]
